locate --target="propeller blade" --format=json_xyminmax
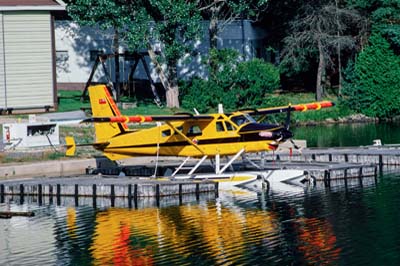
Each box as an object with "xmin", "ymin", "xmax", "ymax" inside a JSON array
[
  {"xmin": 285, "ymin": 104, "xmax": 291, "ymax": 130},
  {"xmin": 289, "ymin": 138, "xmax": 300, "ymax": 150}
]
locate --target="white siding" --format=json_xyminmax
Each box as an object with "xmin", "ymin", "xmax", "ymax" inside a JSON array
[
  {"xmin": 0, "ymin": 13, "xmax": 5, "ymax": 108},
  {"xmin": 3, "ymin": 11, "xmax": 54, "ymax": 108}
]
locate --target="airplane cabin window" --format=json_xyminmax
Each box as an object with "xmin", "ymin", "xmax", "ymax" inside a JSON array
[
  {"xmin": 225, "ymin": 122, "xmax": 234, "ymax": 131},
  {"xmin": 216, "ymin": 121, "xmax": 224, "ymax": 132},
  {"xmin": 162, "ymin": 129, "xmax": 171, "ymax": 137},
  {"xmin": 187, "ymin": 125, "xmax": 202, "ymax": 136},
  {"xmin": 231, "ymin": 115, "xmax": 246, "ymax": 126},
  {"xmin": 174, "ymin": 126, "xmax": 183, "ymax": 135},
  {"xmin": 231, "ymin": 114, "xmax": 256, "ymax": 126}
]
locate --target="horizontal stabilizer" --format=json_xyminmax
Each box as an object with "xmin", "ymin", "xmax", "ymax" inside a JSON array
[
  {"xmin": 65, "ymin": 136, "xmax": 109, "ymax": 156},
  {"xmin": 65, "ymin": 136, "xmax": 76, "ymax": 156}
]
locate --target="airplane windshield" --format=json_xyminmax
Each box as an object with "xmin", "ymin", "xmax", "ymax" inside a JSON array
[{"xmin": 231, "ymin": 114, "xmax": 256, "ymax": 126}]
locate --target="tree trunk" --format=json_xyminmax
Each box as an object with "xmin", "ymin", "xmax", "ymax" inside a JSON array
[
  {"xmin": 209, "ymin": 17, "xmax": 218, "ymax": 49},
  {"xmin": 113, "ymin": 28, "xmax": 120, "ymax": 102},
  {"xmin": 316, "ymin": 38, "xmax": 324, "ymax": 101},
  {"xmin": 335, "ymin": 0, "xmax": 342, "ymax": 96},
  {"xmin": 208, "ymin": 7, "xmax": 219, "ymax": 76},
  {"xmin": 147, "ymin": 46, "xmax": 171, "ymax": 92},
  {"xmin": 166, "ymin": 64, "xmax": 180, "ymax": 108},
  {"xmin": 146, "ymin": 43, "xmax": 180, "ymax": 108}
]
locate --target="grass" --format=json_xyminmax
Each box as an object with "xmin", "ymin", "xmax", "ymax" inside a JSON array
[
  {"xmin": 57, "ymin": 90, "xmax": 90, "ymax": 112},
  {"xmin": 57, "ymin": 90, "xmax": 178, "ymax": 115}
]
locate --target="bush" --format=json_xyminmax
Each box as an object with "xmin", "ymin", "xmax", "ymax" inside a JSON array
[
  {"xmin": 234, "ymin": 59, "xmax": 280, "ymax": 107},
  {"xmin": 341, "ymin": 33, "xmax": 400, "ymax": 119},
  {"xmin": 181, "ymin": 49, "xmax": 281, "ymax": 112}
]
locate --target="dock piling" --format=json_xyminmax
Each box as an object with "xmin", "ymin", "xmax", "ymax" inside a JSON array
[
  {"xmin": 1, "ymin": 184, "xmax": 4, "ymax": 203},
  {"xmin": 196, "ymin": 183, "xmax": 200, "ymax": 201},
  {"xmin": 56, "ymin": 184, "xmax": 61, "ymax": 206},
  {"xmin": 38, "ymin": 184, "xmax": 43, "ymax": 205},
  {"xmin": 92, "ymin": 184, "xmax": 97, "ymax": 208}
]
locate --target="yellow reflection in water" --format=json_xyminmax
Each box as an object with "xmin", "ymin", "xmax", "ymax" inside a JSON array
[
  {"xmin": 66, "ymin": 207, "xmax": 77, "ymax": 239},
  {"xmin": 87, "ymin": 204, "xmax": 279, "ymax": 265}
]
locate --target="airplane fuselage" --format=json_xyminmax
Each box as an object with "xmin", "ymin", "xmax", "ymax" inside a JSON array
[{"xmin": 97, "ymin": 113, "xmax": 290, "ymax": 161}]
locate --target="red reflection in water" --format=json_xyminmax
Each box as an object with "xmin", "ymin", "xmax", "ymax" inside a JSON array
[
  {"xmin": 297, "ymin": 218, "xmax": 341, "ymax": 265},
  {"xmin": 113, "ymin": 223, "xmax": 154, "ymax": 266}
]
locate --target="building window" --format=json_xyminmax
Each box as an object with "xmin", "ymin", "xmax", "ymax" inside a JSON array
[
  {"xmin": 56, "ymin": 51, "xmax": 69, "ymax": 74},
  {"xmin": 56, "ymin": 50, "xmax": 69, "ymax": 62},
  {"xmin": 90, "ymin": 50, "xmax": 105, "ymax": 61}
]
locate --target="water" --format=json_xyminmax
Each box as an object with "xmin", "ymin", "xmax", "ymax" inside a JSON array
[
  {"xmin": 1, "ymin": 175, "xmax": 400, "ymax": 266},
  {"xmin": 2, "ymin": 122, "xmax": 400, "ymax": 265}
]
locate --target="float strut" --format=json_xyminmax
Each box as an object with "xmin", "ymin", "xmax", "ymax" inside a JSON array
[
  {"xmin": 188, "ymin": 155, "xmax": 208, "ymax": 176},
  {"xmin": 218, "ymin": 148, "xmax": 245, "ymax": 175},
  {"xmin": 171, "ymin": 157, "xmax": 191, "ymax": 177}
]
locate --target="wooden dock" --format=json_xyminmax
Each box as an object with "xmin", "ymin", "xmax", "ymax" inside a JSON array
[
  {"xmin": 263, "ymin": 146, "xmax": 400, "ymax": 167},
  {"xmin": 85, "ymin": 153, "xmax": 381, "ymax": 185},
  {"xmin": 0, "ymin": 176, "xmax": 218, "ymax": 208}
]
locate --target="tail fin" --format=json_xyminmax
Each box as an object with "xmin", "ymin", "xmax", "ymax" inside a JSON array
[{"xmin": 88, "ymin": 85, "xmax": 128, "ymax": 142}]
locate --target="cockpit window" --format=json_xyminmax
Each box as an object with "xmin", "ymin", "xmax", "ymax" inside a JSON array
[
  {"xmin": 225, "ymin": 122, "xmax": 234, "ymax": 131},
  {"xmin": 231, "ymin": 114, "xmax": 256, "ymax": 126},
  {"xmin": 216, "ymin": 121, "xmax": 224, "ymax": 132}
]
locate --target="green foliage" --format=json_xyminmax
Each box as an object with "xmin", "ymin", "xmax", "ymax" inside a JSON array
[
  {"xmin": 181, "ymin": 49, "xmax": 280, "ymax": 112},
  {"xmin": 235, "ymin": 59, "xmax": 280, "ymax": 106},
  {"xmin": 341, "ymin": 33, "xmax": 400, "ymax": 118},
  {"xmin": 68, "ymin": 0, "xmax": 203, "ymax": 107},
  {"xmin": 348, "ymin": 0, "xmax": 400, "ymax": 48}
]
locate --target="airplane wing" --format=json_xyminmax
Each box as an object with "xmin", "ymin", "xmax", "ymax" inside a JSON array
[
  {"xmin": 241, "ymin": 101, "xmax": 335, "ymax": 116},
  {"xmin": 81, "ymin": 114, "xmax": 214, "ymax": 123}
]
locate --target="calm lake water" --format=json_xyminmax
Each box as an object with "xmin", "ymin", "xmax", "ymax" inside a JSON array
[{"xmin": 2, "ymin": 122, "xmax": 400, "ymax": 266}]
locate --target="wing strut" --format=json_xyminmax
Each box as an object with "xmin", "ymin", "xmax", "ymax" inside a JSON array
[{"xmin": 166, "ymin": 122, "xmax": 205, "ymax": 155}]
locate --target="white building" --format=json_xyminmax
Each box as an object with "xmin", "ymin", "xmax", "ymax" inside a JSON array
[
  {"xmin": 55, "ymin": 20, "xmax": 268, "ymax": 91},
  {"xmin": 0, "ymin": 0, "xmax": 65, "ymax": 113}
]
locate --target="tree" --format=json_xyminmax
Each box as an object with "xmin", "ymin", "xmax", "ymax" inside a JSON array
[
  {"xmin": 347, "ymin": 0, "xmax": 400, "ymax": 48},
  {"xmin": 342, "ymin": 33, "xmax": 400, "ymax": 118},
  {"xmin": 181, "ymin": 49, "xmax": 280, "ymax": 112},
  {"xmin": 68, "ymin": 0, "xmax": 202, "ymax": 108},
  {"xmin": 280, "ymin": 2, "xmax": 365, "ymax": 100},
  {"xmin": 67, "ymin": 0, "xmax": 127, "ymax": 101}
]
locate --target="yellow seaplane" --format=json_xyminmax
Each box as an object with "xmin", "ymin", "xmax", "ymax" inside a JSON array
[{"xmin": 66, "ymin": 84, "xmax": 334, "ymax": 186}]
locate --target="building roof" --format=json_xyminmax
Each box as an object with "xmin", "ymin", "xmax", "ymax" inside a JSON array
[{"xmin": 0, "ymin": 0, "xmax": 65, "ymax": 11}]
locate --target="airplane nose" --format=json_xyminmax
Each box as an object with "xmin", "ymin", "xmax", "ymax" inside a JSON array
[
  {"xmin": 274, "ymin": 128, "xmax": 293, "ymax": 141},
  {"xmin": 281, "ymin": 129, "xmax": 294, "ymax": 140},
  {"xmin": 258, "ymin": 128, "xmax": 293, "ymax": 141}
]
